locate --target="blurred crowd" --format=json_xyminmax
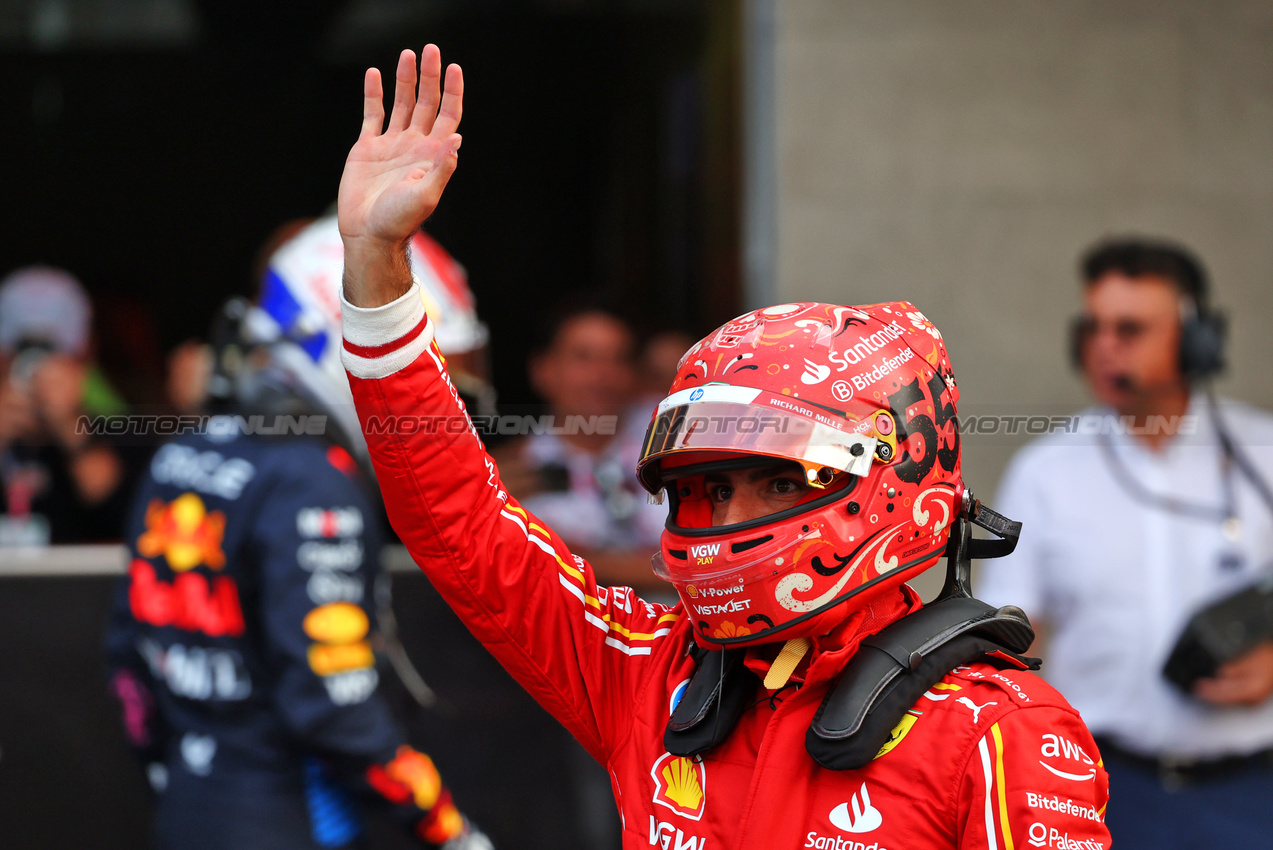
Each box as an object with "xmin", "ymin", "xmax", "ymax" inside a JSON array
[
  {"xmin": 4, "ymin": 228, "xmax": 1273, "ymax": 850},
  {"xmin": 0, "ymin": 262, "xmax": 690, "ymax": 570}
]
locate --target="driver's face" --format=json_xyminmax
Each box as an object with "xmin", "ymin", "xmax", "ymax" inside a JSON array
[{"xmin": 703, "ymin": 466, "xmax": 812, "ymax": 526}]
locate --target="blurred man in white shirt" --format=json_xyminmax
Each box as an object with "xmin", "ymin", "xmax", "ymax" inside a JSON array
[{"xmin": 979, "ymin": 237, "xmax": 1273, "ymax": 848}]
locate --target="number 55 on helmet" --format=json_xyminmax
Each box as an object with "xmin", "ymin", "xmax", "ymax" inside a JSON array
[{"xmin": 636, "ymin": 302, "xmax": 963, "ymax": 647}]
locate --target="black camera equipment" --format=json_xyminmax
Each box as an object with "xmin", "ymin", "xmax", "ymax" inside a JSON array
[
  {"xmin": 1164, "ymin": 576, "xmax": 1273, "ymax": 690},
  {"xmin": 1159, "ymin": 392, "xmax": 1273, "ymax": 692}
]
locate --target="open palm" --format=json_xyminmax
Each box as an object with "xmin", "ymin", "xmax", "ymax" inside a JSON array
[{"xmin": 338, "ymin": 46, "xmax": 463, "ymax": 248}]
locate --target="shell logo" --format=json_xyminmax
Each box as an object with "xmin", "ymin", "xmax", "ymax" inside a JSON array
[
  {"xmin": 137, "ymin": 493, "xmax": 227, "ymax": 572},
  {"xmin": 685, "ymin": 585, "xmax": 698, "ymax": 598},
  {"xmin": 650, "ymin": 752, "xmax": 707, "ymax": 820},
  {"xmin": 303, "ymin": 602, "xmax": 369, "ymax": 644}
]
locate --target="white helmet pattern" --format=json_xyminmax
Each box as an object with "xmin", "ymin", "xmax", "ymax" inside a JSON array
[{"xmin": 255, "ymin": 215, "xmax": 487, "ymax": 457}]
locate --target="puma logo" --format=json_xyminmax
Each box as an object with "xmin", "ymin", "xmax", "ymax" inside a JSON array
[{"xmin": 956, "ymin": 696, "xmax": 997, "ymax": 724}]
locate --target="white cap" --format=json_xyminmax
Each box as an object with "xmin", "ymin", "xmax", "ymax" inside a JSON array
[{"xmin": 0, "ymin": 266, "xmax": 92, "ymax": 356}]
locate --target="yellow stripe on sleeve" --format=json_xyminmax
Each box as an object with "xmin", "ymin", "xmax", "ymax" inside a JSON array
[
  {"xmin": 990, "ymin": 722, "xmax": 1015, "ymax": 850},
  {"xmin": 603, "ymin": 615, "xmax": 682, "ymax": 641}
]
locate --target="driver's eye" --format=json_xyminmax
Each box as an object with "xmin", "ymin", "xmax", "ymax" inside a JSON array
[
  {"xmin": 770, "ymin": 477, "xmax": 803, "ymax": 496},
  {"xmin": 708, "ymin": 485, "xmax": 733, "ymax": 503}
]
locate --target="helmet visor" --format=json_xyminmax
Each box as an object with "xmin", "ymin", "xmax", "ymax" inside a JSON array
[{"xmin": 637, "ymin": 385, "xmax": 878, "ymax": 494}]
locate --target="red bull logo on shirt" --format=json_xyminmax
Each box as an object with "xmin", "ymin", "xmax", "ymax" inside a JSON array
[
  {"xmin": 137, "ymin": 493, "xmax": 227, "ymax": 572},
  {"xmin": 128, "ymin": 559, "xmax": 245, "ymax": 637}
]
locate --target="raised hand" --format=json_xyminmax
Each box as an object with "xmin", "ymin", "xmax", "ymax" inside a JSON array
[{"xmin": 339, "ymin": 46, "xmax": 463, "ymax": 306}]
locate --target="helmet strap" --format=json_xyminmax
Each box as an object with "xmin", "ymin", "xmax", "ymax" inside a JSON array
[
  {"xmin": 763, "ymin": 638, "xmax": 812, "ymax": 690},
  {"xmin": 936, "ymin": 493, "xmax": 1023, "ymax": 602}
]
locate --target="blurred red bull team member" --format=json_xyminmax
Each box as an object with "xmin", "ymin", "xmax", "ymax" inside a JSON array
[
  {"xmin": 105, "ymin": 215, "xmax": 492, "ymax": 850},
  {"xmin": 334, "ymin": 48, "xmax": 1112, "ymax": 849}
]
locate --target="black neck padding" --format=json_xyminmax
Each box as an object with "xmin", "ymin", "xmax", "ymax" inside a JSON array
[{"xmin": 664, "ymin": 503, "xmax": 1037, "ymax": 770}]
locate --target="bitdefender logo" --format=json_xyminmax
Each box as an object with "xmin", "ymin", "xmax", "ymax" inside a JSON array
[{"xmin": 1024, "ymin": 792, "xmax": 1103, "ymax": 824}]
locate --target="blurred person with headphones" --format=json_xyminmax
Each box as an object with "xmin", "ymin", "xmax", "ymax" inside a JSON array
[
  {"xmin": 979, "ymin": 237, "xmax": 1273, "ymax": 848},
  {"xmin": 105, "ymin": 216, "xmax": 492, "ymax": 850}
]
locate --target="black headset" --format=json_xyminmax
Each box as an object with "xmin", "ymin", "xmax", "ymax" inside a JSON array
[
  {"xmin": 1068, "ymin": 248, "xmax": 1228, "ymax": 382},
  {"xmin": 1176, "ymin": 299, "xmax": 1228, "ymax": 381}
]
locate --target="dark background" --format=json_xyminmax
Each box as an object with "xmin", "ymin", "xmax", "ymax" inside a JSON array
[
  {"xmin": 0, "ymin": 571, "xmax": 610, "ymax": 849},
  {"xmin": 0, "ymin": 0, "xmax": 744, "ymax": 408}
]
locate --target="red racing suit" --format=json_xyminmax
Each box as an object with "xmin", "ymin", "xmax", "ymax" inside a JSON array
[{"xmin": 341, "ymin": 285, "xmax": 1112, "ymax": 850}]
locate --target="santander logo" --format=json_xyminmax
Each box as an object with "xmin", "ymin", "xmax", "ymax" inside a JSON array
[
  {"xmin": 801, "ymin": 359, "xmax": 832, "ymax": 385},
  {"xmin": 829, "ymin": 783, "xmax": 883, "ymax": 833}
]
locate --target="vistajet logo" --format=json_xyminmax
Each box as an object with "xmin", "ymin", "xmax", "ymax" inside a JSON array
[{"xmin": 694, "ymin": 598, "xmax": 752, "ymax": 616}]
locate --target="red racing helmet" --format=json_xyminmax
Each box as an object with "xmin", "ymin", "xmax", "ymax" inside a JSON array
[{"xmin": 636, "ymin": 302, "xmax": 962, "ymax": 647}]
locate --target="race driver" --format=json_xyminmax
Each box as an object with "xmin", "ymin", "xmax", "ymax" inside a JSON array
[
  {"xmin": 333, "ymin": 47, "xmax": 1113, "ymax": 849},
  {"xmin": 105, "ymin": 214, "xmax": 491, "ymax": 850}
]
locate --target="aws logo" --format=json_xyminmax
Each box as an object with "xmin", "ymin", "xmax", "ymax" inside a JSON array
[
  {"xmin": 1039, "ymin": 733, "xmax": 1098, "ymax": 782},
  {"xmin": 137, "ymin": 493, "xmax": 226, "ymax": 572},
  {"xmin": 651, "ymin": 752, "xmax": 707, "ymax": 821}
]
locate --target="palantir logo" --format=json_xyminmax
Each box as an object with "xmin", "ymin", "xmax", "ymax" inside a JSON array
[
  {"xmin": 1028, "ymin": 823, "xmax": 1047, "ymax": 847},
  {"xmin": 828, "ymin": 783, "xmax": 883, "ymax": 833}
]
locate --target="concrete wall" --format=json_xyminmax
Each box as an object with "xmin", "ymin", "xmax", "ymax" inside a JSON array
[{"xmin": 773, "ymin": 0, "xmax": 1273, "ymax": 498}]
